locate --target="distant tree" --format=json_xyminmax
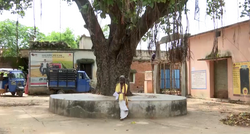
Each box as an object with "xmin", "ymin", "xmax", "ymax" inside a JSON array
[
  {"xmin": 239, "ymin": 0, "xmax": 250, "ymax": 17},
  {"xmin": 0, "ymin": 19, "xmax": 45, "ymax": 57},
  {"xmin": 75, "ymin": 35, "xmax": 81, "ymax": 48},
  {"xmin": 44, "ymin": 28, "xmax": 79, "ymax": 49}
]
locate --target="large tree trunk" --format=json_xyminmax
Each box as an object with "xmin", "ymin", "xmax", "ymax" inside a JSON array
[
  {"xmin": 95, "ymin": 42, "xmax": 134, "ymax": 96},
  {"xmin": 74, "ymin": 0, "xmax": 182, "ymax": 96}
]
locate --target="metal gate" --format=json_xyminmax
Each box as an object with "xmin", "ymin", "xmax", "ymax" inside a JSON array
[{"xmin": 214, "ymin": 60, "xmax": 228, "ymax": 98}]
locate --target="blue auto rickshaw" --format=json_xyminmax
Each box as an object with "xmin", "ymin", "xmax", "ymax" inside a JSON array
[{"xmin": 1, "ymin": 70, "xmax": 26, "ymax": 97}]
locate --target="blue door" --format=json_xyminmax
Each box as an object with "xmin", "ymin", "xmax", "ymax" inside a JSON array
[
  {"xmin": 172, "ymin": 69, "xmax": 180, "ymax": 89},
  {"xmin": 165, "ymin": 70, "xmax": 170, "ymax": 89},
  {"xmin": 160, "ymin": 70, "xmax": 164, "ymax": 89},
  {"xmin": 76, "ymin": 72, "xmax": 85, "ymax": 92},
  {"xmin": 76, "ymin": 72, "xmax": 90, "ymax": 92}
]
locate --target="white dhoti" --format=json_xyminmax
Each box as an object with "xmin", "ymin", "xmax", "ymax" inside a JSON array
[
  {"xmin": 0, "ymin": 81, "xmax": 2, "ymax": 89},
  {"xmin": 119, "ymin": 100, "xmax": 128, "ymax": 119}
]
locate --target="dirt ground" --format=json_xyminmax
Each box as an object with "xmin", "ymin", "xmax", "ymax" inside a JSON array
[{"xmin": 0, "ymin": 93, "xmax": 249, "ymax": 134}]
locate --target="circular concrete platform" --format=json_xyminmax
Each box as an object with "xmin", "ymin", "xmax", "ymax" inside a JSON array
[{"xmin": 49, "ymin": 93, "xmax": 187, "ymax": 119}]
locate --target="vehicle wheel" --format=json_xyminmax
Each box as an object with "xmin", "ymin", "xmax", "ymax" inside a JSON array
[
  {"xmin": 57, "ymin": 90, "xmax": 65, "ymax": 94},
  {"xmin": 17, "ymin": 91, "xmax": 23, "ymax": 97},
  {"xmin": 11, "ymin": 92, "xmax": 16, "ymax": 96}
]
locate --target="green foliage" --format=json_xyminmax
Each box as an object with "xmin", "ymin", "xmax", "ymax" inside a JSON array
[
  {"xmin": 88, "ymin": 0, "xmax": 184, "ymax": 28},
  {"xmin": 29, "ymin": 41, "xmax": 70, "ymax": 49},
  {"xmin": 75, "ymin": 35, "xmax": 81, "ymax": 48},
  {"xmin": 142, "ymin": 31, "xmax": 152, "ymax": 42},
  {"xmin": 239, "ymin": 0, "xmax": 250, "ymax": 17},
  {"xmin": 102, "ymin": 25, "xmax": 109, "ymax": 39},
  {"xmin": 0, "ymin": 0, "xmax": 32, "ymax": 17},
  {"xmin": 44, "ymin": 28, "xmax": 79, "ymax": 49},
  {"xmin": 0, "ymin": 19, "xmax": 45, "ymax": 57},
  {"xmin": 206, "ymin": 0, "xmax": 225, "ymax": 20},
  {"xmin": 141, "ymin": 0, "xmax": 187, "ymax": 44},
  {"xmin": 18, "ymin": 65, "xmax": 24, "ymax": 71}
]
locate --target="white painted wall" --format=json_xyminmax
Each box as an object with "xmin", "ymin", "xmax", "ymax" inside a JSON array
[
  {"xmin": 74, "ymin": 51, "xmax": 97, "ymax": 87},
  {"xmin": 134, "ymin": 50, "xmax": 168, "ymax": 60},
  {"xmin": 79, "ymin": 35, "xmax": 93, "ymax": 49}
]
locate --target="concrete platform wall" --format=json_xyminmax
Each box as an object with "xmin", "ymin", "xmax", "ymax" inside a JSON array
[{"xmin": 49, "ymin": 94, "xmax": 187, "ymax": 119}]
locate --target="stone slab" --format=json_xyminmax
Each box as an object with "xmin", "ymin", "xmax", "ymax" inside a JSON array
[{"xmin": 49, "ymin": 93, "xmax": 187, "ymax": 119}]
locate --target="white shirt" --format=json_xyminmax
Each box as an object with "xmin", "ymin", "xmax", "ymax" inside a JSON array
[{"xmin": 42, "ymin": 62, "xmax": 48, "ymax": 69}]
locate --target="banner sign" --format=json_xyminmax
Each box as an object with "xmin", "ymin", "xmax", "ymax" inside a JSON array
[
  {"xmin": 30, "ymin": 52, "xmax": 74, "ymax": 86},
  {"xmin": 233, "ymin": 62, "xmax": 250, "ymax": 96}
]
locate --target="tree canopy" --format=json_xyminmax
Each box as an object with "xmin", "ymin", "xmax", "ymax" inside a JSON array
[
  {"xmin": 0, "ymin": 0, "xmax": 32, "ymax": 16},
  {"xmin": 0, "ymin": 20, "xmax": 80, "ymax": 57},
  {"xmin": 44, "ymin": 28, "xmax": 80, "ymax": 49},
  {"xmin": 0, "ymin": 19, "xmax": 45, "ymax": 57}
]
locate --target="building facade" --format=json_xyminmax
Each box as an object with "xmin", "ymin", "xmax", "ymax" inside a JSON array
[
  {"xmin": 78, "ymin": 34, "xmax": 93, "ymax": 49},
  {"xmin": 130, "ymin": 60, "xmax": 152, "ymax": 93},
  {"xmin": 130, "ymin": 50, "xmax": 169, "ymax": 93},
  {"xmin": 187, "ymin": 20, "xmax": 250, "ymax": 101},
  {"xmin": 20, "ymin": 49, "xmax": 97, "ymax": 94}
]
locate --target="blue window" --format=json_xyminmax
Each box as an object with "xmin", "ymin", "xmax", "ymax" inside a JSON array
[{"xmin": 160, "ymin": 69, "xmax": 180, "ymax": 89}]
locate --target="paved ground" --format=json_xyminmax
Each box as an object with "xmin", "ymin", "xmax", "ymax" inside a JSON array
[{"xmin": 0, "ymin": 93, "xmax": 249, "ymax": 134}]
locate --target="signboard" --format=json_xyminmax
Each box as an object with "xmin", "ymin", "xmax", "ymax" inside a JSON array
[
  {"xmin": 30, "ymin": 52, "xmax": 74, "ymax": 86},
  {"xmin": 191, "ymin": 70, "xmax": 206, "ymax": 89},
  {"xmin": 233, "ymin": 62, "xmax": 250, "ymax": 96},
  {"xmin": 145, "ymin": 71, "xmax": 152, "ymax": 81}
]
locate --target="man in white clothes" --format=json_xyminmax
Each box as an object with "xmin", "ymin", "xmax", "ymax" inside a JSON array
[{"xmin": 40, "ymin": 59, "xmax": 49, "ymax": 76}]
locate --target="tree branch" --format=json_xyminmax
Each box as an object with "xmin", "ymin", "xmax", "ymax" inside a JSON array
[
  {"xmin": 108, "ymin": 1, "xmax": 136, "ymax": 53},
  {"xmin": 134, "ymin": 3, "xmax": 169, "ymax": 46},
  {"xmin": 110, "ymin": 2, "xmax": 171, "ymax": 55},
  {"xmin": 132, "ymin": 0, "xmax": 187, "ymax": 49},
  {"xmin": 107, "ymin": 2, "xmax": 122, "ymax": 46},
  {"xmin": 107, "ymin": 2, "xmax": 128, "ymax": 53},
  {"xmin": 75, "ymin": 0, "xmax": 105, "ymax": 51}
]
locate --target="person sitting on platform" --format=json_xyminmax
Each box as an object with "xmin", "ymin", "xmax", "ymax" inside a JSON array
[{"xmin": 115, "ymin": 75, "xmax": 129, "ymax": 121}]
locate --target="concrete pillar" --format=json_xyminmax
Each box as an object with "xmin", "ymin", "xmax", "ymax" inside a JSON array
[
  {"xmin": 153, "ymin": 43, "xmax": 161, "ymax": 94},
  {"xmin": 153, "ymin": 64, "xmax": 160, "ymax": 94},
  {"xmin": 181, "ymin": 61, "xmax": 187, "ymax": 96}
]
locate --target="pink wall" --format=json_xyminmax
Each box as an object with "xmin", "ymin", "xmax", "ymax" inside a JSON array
[
  {"xmin": 209, "ymin": 61, "xmax": 214, "ymax": 98},
  {"xmin": 220, "ymin": 22, "xmax": 250, "ymax": 101},
  {"xmin": 188, "ymin": 32, "xmax": 214, "ymax": 98},
  {"xmin": 188, "ymin": 21, "xmax": 250, "ymax": 101},
  {"xmin": 218, "ymin": 23, "xmax": 250, "ymax": 62}
]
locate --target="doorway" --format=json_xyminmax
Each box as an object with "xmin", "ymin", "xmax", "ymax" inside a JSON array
[
  {"xmin": 80, "ymin": 63, "xmax": 92, "ymax": 79},
  {"xmin": 214, "ymin": 59, "xmax": 228, "ymax": 99}
]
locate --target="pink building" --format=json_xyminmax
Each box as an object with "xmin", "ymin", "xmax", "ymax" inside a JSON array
[{"xmin": 187, "ymin": 20, "xmax": 250, "ymax": 101}]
